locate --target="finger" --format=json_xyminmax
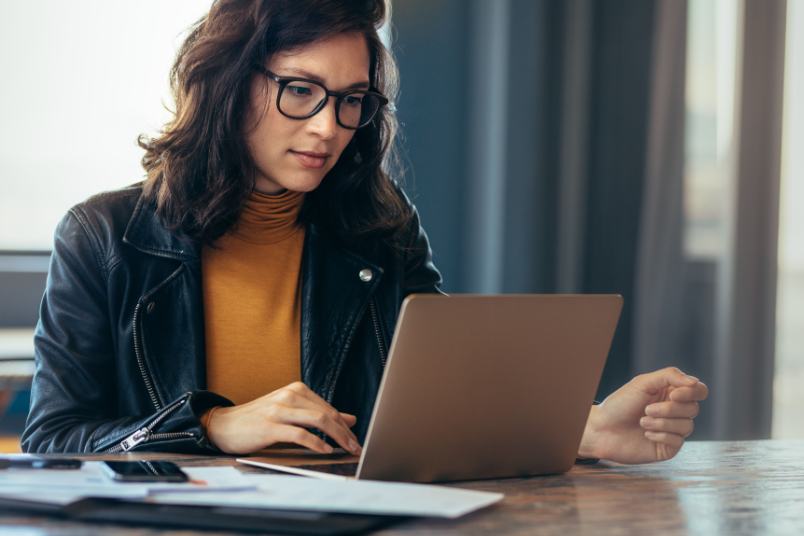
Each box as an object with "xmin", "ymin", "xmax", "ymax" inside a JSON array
[
  {"xmin": 644, "ymin": 430, "xmax": 685, "ymax": 450},
  {"xmin": 669, "ymin": 382, "xmax": 709, "ymax": 402},
  {"xmin": 281, "ymin": 383, "xmax": 358, "ymax": 435},
  {"xmin": 340, "ymin": 413, "xmax": 357, "ymax": 427},
  {"xmin": 270, "ymin": 387, "xmax": 358, "ymax": 444},
  {"xmin": 640, "ymin": 417, "xmax": 695, "ymax": 437},
  {"xmin": 272, "ymin": 423, "xmax": 334, "ymax": 454},
  {"xmin": 645, "ymin": 400, "xmax": 699, "ymax": 419},
  {"xmin": 631, "ymin": 367, "xmax": 700, "ymax": 394},
  {"xmin": 632, "ymin": 367, "xmax": 700, "ymax": 394},
  {"xmin": 269, "ymin": 402, "xmax": 359, "ymax": 450},
  {"xmin": 271, "ymin": 405, "xmax": 362, "ymax": 455}
]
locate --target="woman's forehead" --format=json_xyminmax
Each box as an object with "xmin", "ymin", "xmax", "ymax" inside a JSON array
[{"xmin": 268, "ymin": 33, "xmax": 371, "ymax": 88}]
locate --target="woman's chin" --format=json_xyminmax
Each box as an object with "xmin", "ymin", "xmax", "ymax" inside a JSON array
[
  {"xmin": 284, "ymin": 174, "xmax": 325, "ymax": 193},
  {"xmin": 254, "ymin": 172, "xmax": 325, "ymax": 194}
]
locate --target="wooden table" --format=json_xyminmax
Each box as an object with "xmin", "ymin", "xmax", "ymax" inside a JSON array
[{"xmin": 1, "ymin": 440, "xmax": 803, "ymax": 535}]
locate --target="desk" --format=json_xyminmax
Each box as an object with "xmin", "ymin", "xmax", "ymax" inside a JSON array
[{"xmin": 1, "ymin": 440, "xmax": 803, "ymax": 535}]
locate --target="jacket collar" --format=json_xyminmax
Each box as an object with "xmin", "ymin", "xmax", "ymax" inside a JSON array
[
  {"xmin": 122, "ymin": 191, "xmax": 201, "ymax": 261},
  {"xmin": 121, "ymin": 190, "xmax": 382, "ymax": 269}
]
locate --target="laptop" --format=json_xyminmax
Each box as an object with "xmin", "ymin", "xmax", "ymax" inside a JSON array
[{"xmin": 239, "ymin": 294, "xmax": 623, "ymax": 483}]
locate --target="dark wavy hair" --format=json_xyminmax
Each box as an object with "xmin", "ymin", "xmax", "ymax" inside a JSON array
[{"xmin": 138, "ymin": 0, "xmax": 409, "ymax": 246}]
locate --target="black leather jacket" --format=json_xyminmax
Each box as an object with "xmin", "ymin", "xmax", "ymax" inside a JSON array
[{"xmin": 22, "ymin": 184, "xmax": 442, "ymax": 454}]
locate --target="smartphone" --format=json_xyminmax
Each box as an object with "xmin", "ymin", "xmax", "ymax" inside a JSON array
[{"xmin": 101, "ymin": 460, "xmax": 188, "ymax": 483}]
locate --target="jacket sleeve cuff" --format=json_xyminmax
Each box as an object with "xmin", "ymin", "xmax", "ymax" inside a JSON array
[
  {"xmin": 189, "ymin": 390, "xmax": 234, "ymax": 417},
  {"xmin": 108, "ymin": 391, "xmax": 234, "ymax": 455}
]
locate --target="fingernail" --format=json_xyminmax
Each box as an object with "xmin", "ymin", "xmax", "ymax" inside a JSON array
[
  {"xmin": 645, "ymin": 431, "xmax": 657, "ymax": 439},
  {"xmin": 646, "ymin": 405, "xmax": 658, "ymax": 416},
  {"xmin": 641, "ymin": 417, "xmax": 654, "ymax": 428},
  {"xmin": 324, "ymin": 443, "xmax": 333, "ymax": 453},
  {"xmin": 684, "ymin": 375, "xmax": 699, "ymax": 385},
  {"xmin": 349, "ymin": 440, "xmax": 361, "ymax": 454}
]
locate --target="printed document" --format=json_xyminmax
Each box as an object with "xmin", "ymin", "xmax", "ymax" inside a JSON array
[{"xmin": 148, "ymin": 473, "xmax": 503, "ymax": 518}]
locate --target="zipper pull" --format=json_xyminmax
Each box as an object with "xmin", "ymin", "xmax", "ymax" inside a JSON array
[{"xmin": 120, "ymin": 428, "xmax": 150, "ymax": 451}]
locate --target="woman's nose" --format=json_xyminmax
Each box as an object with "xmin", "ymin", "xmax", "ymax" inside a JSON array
[{"xmin": 307, "ymin": 96, "xmax": 338, "ymax": 139}]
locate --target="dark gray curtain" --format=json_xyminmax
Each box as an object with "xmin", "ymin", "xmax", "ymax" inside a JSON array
[
  {"xmin": 632, "ymin": 0, "xmax": 690, "ymax": 385},
  {"xmin": 710, "ymin": 0, "xmax": 786, "ymax": 440}
]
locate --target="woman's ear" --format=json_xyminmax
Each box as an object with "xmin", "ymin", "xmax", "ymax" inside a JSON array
[{"xmin": 347, "ymin": 136, "xmax": 362, "ymax": 164}]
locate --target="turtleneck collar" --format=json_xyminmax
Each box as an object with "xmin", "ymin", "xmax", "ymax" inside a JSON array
[{"xmin": 230, "ymin": 189, "xmax": 306, "ymax": 245}]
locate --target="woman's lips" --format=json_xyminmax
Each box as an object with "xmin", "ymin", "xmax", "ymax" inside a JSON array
[{"xmin": 291, "ymin": 150, "xmax": 329, "ymax": 169}]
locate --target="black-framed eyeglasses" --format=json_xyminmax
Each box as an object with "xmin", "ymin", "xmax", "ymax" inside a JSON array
[{"xmin": 253, "ymin": 65, "xmax": 388, "ymax": 130}]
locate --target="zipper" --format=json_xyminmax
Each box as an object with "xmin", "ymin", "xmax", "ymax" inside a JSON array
[
  {"xmin": 326, "ymin": 296, "xmax": 387, "ymax": 405},
  {"xmin": 133, "ymin": 301, "xmax": 161, "ymax": 411},
  {"xmin": 369, "ymin": 298, "xmax": 387, "ymax": 368},
  {"xmin": 104, "ymin": 399, "xmax": 193, "ymax": 453}
]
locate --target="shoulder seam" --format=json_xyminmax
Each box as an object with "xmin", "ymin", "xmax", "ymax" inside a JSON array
[{"xmin": 69, "ymin": 206, "xmax": 110, "ymax": 282}]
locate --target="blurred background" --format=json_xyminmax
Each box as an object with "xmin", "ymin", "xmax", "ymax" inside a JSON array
[{"xmin": 0, "ymin": 0, "xmax": 800, "ymax": 451}]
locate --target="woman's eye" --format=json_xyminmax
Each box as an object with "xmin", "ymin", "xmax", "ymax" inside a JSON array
[
  {"xmin": 288, "ymin": 85, "xmax": 312, "ymax": 96},
  {"xmin": 344, "ymin": 95, "xmax": 363, "ymax": 106}
]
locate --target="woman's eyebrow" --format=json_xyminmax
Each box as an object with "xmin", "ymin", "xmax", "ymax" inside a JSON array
[{"xmin": 281, "ymin": 67, "xmax": 370, "ymax": 90}]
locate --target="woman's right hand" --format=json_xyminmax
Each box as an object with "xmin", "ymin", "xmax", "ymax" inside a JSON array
[{"xmin": 205, "ymin": 382, "xmax": 361, "ymax": 455}]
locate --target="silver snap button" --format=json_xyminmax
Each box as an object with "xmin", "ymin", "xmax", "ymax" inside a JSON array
[
  {"xmin": 147, "ymin": 302, "xmax": 156, "ymax": 314},
  {"xmin": 359, "ymin": 269, "xmax": 373, "ymax": 282}
]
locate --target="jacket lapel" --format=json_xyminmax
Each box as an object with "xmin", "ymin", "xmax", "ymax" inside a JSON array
[
  {"xmin": 123, "ymin": 193, "xmax": 205, "ymax": 406},
  {"xmin": 301, "ymin": 225, "xmax": 383, "ymax": 403}
]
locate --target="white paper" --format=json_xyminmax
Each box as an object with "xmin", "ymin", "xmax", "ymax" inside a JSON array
[
  {"xmin": 148, "ymin": 474, "xmax": 504, "ymax": 518},
  {"xmin": 156, "ymin": 466, "xmax": 256, "ymax": 493},
  {"xmin": 3, "ymin": 493, "xmax": 87, "ymax": 506},
  {"xmin": 237, "ymin": 458, "xmax": 351, "ymax": 481},
  {"xmin": 0, "ymin": 463, "xmax": 255, "ymax": 501}
]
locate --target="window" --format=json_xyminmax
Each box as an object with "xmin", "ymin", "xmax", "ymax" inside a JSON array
[
  {"xmin": 683, "ymin": 0, "xmax": 740, "ymax": 260},
  {"xmin": 773, "ymin": 0, "xmax": 804, "ymax": 439}
]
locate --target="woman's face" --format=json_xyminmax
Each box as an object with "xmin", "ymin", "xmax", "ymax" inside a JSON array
[{"xmin": 245, "ymin": 32, "xmax": 371, "ymax": 195}]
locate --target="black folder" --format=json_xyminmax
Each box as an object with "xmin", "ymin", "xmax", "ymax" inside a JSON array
[{"xmin": 0, "ymin": 496, "xmax": 405, "ymax": 535}]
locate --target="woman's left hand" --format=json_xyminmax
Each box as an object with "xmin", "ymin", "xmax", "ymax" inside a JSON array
[{"xmin": 577, "ymin": 367, "xmax": 709, "ymax": 464}]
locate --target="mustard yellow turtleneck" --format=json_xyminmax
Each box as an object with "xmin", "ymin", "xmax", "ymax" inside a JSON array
[{"xmin": 202, "ymin": 189, "xmax": 306, "ymax": 406}]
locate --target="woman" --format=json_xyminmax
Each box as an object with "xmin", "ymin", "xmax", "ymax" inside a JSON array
[{"xmin": 22, "ymin": 0, "xmax": 707, "ymax": 464}]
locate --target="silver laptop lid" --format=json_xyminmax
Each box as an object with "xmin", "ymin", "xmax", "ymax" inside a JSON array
[{"xmin": 356, "ymin": 294, "xmax": 622, "ymax": 483}]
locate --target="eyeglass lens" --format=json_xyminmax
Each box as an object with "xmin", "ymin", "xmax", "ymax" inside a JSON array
[{"xmin": 280, "ymin": 81, "xmax": 381, "ymax": 128}]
